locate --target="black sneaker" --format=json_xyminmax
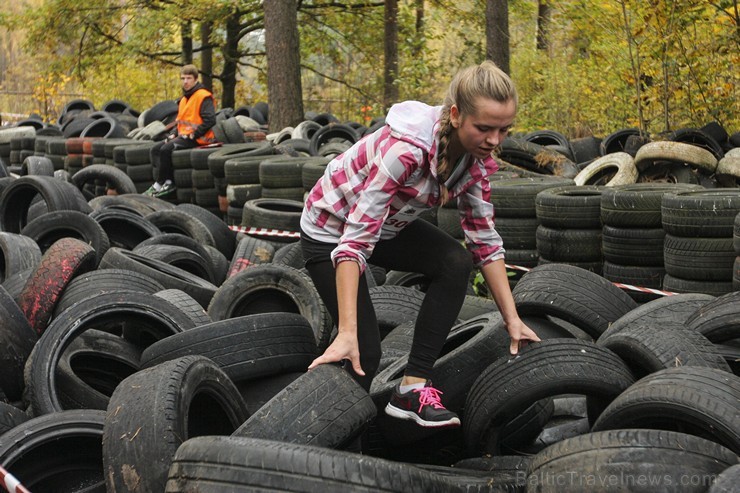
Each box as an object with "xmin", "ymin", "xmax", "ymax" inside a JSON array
[
  {"xmin": 154, "ymin": 182, "xmax": 176, "ymax": 198},
  {"xmin": 384, "ymin": 381, "xmax": 460, "ymax": 428}
]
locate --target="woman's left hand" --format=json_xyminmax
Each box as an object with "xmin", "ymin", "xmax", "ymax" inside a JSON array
[{"xmin": 504, "ymin": 317, "xmax": 540, "ymax": 355}]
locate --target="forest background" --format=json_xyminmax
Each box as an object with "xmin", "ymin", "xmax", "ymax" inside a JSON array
[{"xmin": 0, "ymin": 0, "xmax": 737, "ymax": 138}]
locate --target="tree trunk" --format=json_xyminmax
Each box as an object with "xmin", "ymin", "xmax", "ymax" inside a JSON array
[
  {"xmin": 200, "ymin": 22, "xmax": 213, "ymax": 91},
  {"xmin": 536, "ymin": 0, "xmax": 551, "ymax": 53},
  {"xmin": 413, "ymin": 0, "xmax": 424, "ymax": 59},
  {"xmin": 264, "ymin": 0, "xmax": 304, "ymax": 131},
  {"xmin": 485, "ymin": 0, "xmax": 510, "ymax": 74},
  {"xmin": 181, "ymin": 21, "xmax": 193, "ymax": 64},
  {"xmin": 383, "ymin": 0, "xmax": 399, "ymax": 109},
  {"xmin": 220, "ymin": 14, "xmax": 240, "ymax": 110}
]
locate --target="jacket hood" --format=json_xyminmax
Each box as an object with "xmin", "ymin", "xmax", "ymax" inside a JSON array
[
  {"xmin": 183, "ymin": 81, "xmax": 205, "ymax": 99},
  {"xmin": 385, "ymin": 100, "xmax": 442, "ymax": 153}
]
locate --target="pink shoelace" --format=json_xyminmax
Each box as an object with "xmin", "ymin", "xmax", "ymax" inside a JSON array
[{"xmin": 413, "ymin": 386, "xmax": 446, "ymax": 412}]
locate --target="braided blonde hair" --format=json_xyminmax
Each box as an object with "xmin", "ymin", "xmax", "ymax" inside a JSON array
[{"xmin": 436, "ymin": 60, "xmax": 517, "ymax": 204}]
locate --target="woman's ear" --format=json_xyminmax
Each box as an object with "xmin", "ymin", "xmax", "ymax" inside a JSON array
[{"xmin": 450, "ymin": 104, "xmax": 461, "ymax": 128}]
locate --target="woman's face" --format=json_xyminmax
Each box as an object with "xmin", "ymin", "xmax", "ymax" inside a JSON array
[{"xmin": 451, "ymin": 97, "xmax": 516, "ymax": 160}]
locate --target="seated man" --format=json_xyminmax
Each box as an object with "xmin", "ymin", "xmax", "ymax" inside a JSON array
[{"xmin": 145, "ymin": 64, "xmax": 217, "ymax": 198}]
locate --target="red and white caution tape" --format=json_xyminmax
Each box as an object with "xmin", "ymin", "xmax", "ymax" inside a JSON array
[
  {"xmin": 0, "ymin": 466, "xmax": 31, "ymax": 493},
  {"xmin": 229, "ymin": 226, "xmax": 300, "ymax": 238}
]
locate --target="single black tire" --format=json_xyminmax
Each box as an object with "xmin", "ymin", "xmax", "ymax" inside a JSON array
[
  {"xmin": 535, "ymin": 226, "xmax": 602, "ymax": 262},
  {"xmin": 535, "ymin": 185, "xmax": 603, "ymax": 229},
  {"xmin": 103, "ymin": 355, "xmax": 249, "ymax": 493},
  {"xmin": 241, "ymin": 198, "xmax": 304, "ymax": 233},
  {"xmin": 226, "ymin": 236, "xmax": 275, "ymax": 278},
  {"xmin": 233, "ymin": 363, "xmax": 376, "ymax": 449},
  {"xmin": 20, "ymin": 210, "xmax": 110, "ymax": 265},
  {"xmin": 601, "ymin": 261, "xmax": 665, "ymax": 303},
  {"xmin": 17, "ymin": 237, "xmax": 97, "ymax": 335},
  {"xmin": 710, "ymin": 464, "xmax": 740, "ymax": 493},
  {"xmin": 24, "ymin": 291, "xmax": 197, "ymax": 415},
  {"xmin": 498, "ymin": 138, "xmax": 580, "ymax": 178},
  {"xmin": 601, "ymin": 225, "xmax": 665, "ymax": 266},
  {"xmin": 99, "ymin": 247, "xmax": 217, "ymax": 309},
  {"xmin": 597, "ymin": 321, "xmax": 731, "ymax": 378},
  {"xmin": 259, "ymin": 156, "xmax": 307, "ymax": 188},
  {"xmin": 592, "ymin": 366, "xmax": 740, "ymax": 454},
  {"xmin": 0, "ymin": 175, "xmax": 92, "ymax": 233},
  {"xmin": 177, "ymin": 203, "xmax": 237, "ymax": 260},
  {"xmin": 53, "ymin": 268, "xmax": 164, "ymax": 317},
  {"xmin": 308, "ymin": 123, "xmax": 358, "ymax": 156},
  {"xmin": 133, "ymin": 244, "xmax": 215, "ymax": 284},
  {"xmin": 165, "ymin": 436, "xmax": 454, "ymax": 492},
  {"xmin": 661, "ymin": 189, "xmax": 740, "ymax": 237},
  {"xmin": 663, "ymin": 235, "xmax": 735, "ymax": 282},
  {"xmin": 0, "ymin": 410, "xmax": 106, "ymax": 491},
  {"xmin": 207, "ymin": 264, "xmax": 331, "ymax": 349},
  {"xmin": 600, "ymin": 183, "xmax": 703, "ymax": 228},
  {"xmin": 463, "ymin": 339, "xmax": 635, "ymax": 455},
  {"xmin": 526, "ymin": 429, "xmax": 738, "ymax": 493},
  {"xmin": 134, "ymin": 232, "xmax": 213, "ymax": 272},
  {"xmin": 0, "ymin": 232, "xmax": 41, "ymax": 282},
  {"xmin": 71, "ymin": 163, "xmax": 137, "ymax": 198},
  {"xmin": 144, "ymin": 208, "xmax": 217, "ymax": 249},
  {"xmin": 0, "ymin": 401, "xmax": 30, "ymax": 435},
  {"xmin": 369, "ymin": 285, "xmax": 426, "ymax": 339},
  {"xmin": 141, "ymin": 313, "xmax": 317, "ymax": 383},
  {"xmin": 490, "ymin": 177, "xmax": 576, "ymax": 218},
  {"xmin": 599, "ymin": 292, "xmax": 715, "ymax": 342},
  {"xmin": 686, "ymin": 292, "xmax": 740, "ymax": 343},
  {"xmin": 512, "ymin": 263, "xmax": 637, "ymax": 338},
  {"xmin": 55, "ymin": 328, "xmax": 142, "ymax": 411},
  {"xmin": 662, "ymin": 274, "xmax": 735, "ymax": 297},
  {"xmin": 0, "ymin": 285, "xmax": 37, "ymax": 402},
  {"xmin": 89, "ymin": 207, "xmax": 162, "ymax": 250},
  {"xmin": 20, "ymin": 155, "xmax": 54, "ymax": 176}
]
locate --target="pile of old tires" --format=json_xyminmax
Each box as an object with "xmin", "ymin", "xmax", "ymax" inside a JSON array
[{"xmin": 0, "ymin": 108, "xmax": 739, "ymax": 491}]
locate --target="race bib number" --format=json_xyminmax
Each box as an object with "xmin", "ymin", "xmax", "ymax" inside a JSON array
[{"xmin": 381, "ymin": 204, "xmax": 426, "ymax": 237}]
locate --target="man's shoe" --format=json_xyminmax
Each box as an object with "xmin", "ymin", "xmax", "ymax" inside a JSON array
[
  {"xmin": 384, "ymin": 381, "xmax": 460, "ymax": 428},
  {"xmin": 143, "ymin": 185, "xmax": 158, "ymax": 196},
  {"xmin": 154, "ymin": 182, "xmax": 176, "ymax": 198}
]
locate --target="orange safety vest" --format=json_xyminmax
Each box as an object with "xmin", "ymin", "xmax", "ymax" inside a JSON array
[{"xmin": 177, "ymin": 88, "xmax": 217, "ymax": 145}]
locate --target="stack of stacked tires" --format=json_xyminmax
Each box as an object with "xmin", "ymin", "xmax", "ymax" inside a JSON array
[
  {"xmin": 43, "ymin": 136, "xmax": 68, "ymax": 172},
  {"xmin": 258, "ymin": 156, "xmax": 309, "ymax": 202},
  {"xmin": 0, "ymin": 127, "xmax": 35, "ymax": 168},
  {"xmin": 535, "ymin": 185, "xmax": 604, "ymax": 274},
  {"xmin": 190, "ymin": 146, "xmax": 225, "ymax": 212},
  {"xmin": 206, "ymin": 143, "xmax": 274, "ymax": 217},
  {"xmin": 486, "ymin": 177, "xmax": 575, "ymax": 287},
  {"xmin": 63, "ymin": 137, "xmax": 95, "ymax": 177},
  {"xmin": 90, "ymin": 138, "xmax": 108, "ymax": 165},
  {"xmin": 661, "ymin": 189, "xmax": 740, "ymax": 296},
  {"xmin": 123, "ymin": 142, "xmax": 158, "ymax": 194},
  {"xmin": 224, "ymin": 155, "xmax": 265, "ymax": 226},
  {"xmin": 102, "ymin": 138, "xmax": 137, "ymax": 168},
  {"xmin": 8, "ymin": 134, "xmax": 27, "ymax": 168},
  {"xmin": 600, "ymin": 183, "xmax": 702, "ymax": 302},
  {"xmin": 171, "ymin": 148, "xmax": 195, "ymax": 205}
]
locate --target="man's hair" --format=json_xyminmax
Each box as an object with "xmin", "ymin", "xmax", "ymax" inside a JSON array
[{"xmin": 180, "ymin": 64, "xmax": 199, "ymax": 78}]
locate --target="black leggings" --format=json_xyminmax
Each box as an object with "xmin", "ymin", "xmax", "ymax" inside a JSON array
[
  {"xmin": 150, "ymin": 137, "xmax": 198, "ymax": 183},
  {"xmin": 301, "ymin": 219, "xmax": 473, "ymax": 391}
]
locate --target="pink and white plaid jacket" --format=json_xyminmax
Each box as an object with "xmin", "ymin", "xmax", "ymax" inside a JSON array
[{"xmin": 300, "ymin": 100, "xmax": 505, "ymax": 273}]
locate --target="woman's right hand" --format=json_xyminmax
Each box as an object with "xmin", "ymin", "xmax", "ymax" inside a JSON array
[{"xmin": 308, "ymin": 330, "xmax": 365, "ymax": 376}]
